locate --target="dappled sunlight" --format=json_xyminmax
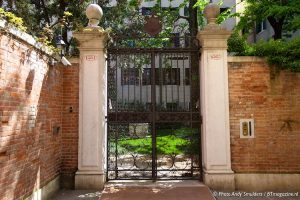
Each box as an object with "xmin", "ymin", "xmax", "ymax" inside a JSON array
[
  {"xmin": 101, "ymin": 181, "xmax": 213, "ymax": 200},
  {"xmin": 103, "ymin": 187, "xmax": 120, "ymax": 194},
  {"xmin": 151, "ymin": 188, "xmax": 161, "ymax": 193},
  {"xmin": 32, "ymin": 167, "xmax": 41, "ymax": 200},
  {"xmin": 78, "ymin": 191, "xmax": 102, "ymax": 198},
  {"xmin": 0, "ymin": 33, "xmax": 63, "ymax": 199}
]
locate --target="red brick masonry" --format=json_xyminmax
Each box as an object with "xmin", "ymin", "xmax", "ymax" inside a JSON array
[
  {"xmin": 228, "ymin": 59, "xmax": 300, "ymax": 173},
  {"xmin": 1, "ymin": 31, "xmax": 300, "ymax": 200},
  {"xmin": 0, "ymin": 34, "xmax": 63, "ymax": 199},
  {"xmin": 61, "ymin": 63, "xmax": 79, "ymax": 186}
]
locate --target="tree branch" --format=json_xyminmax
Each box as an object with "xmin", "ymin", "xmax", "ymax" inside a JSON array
[{"xmin": 41, "ymin": 0, "xmax": 51, "ymax": 24}]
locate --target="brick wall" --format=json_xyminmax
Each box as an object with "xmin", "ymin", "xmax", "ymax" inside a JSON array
[
  {"xmin": 0, "ymin": 34, "xmax": 63, "ymax": 199},
  {"xmin": 61, "ymin": 63, "xmax": 79, "ymax": 188},
  {"xmin": 1, "ymin": 31, "xmax": 300, "ymax": 198},
  {"xmin": 228, "ymin": 57, "xmax": 300, "ymax": 173}
]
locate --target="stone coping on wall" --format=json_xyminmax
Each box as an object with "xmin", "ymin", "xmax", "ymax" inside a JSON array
[
  {"xmin": 69, "ymin": 57, "xmax": 80, "ymax": 64},
  {"xmin": 0, "ymin": 19, "xmax": 53, "ymax": 56},
  {"xmin": 228, "ymin": 56, "xmax": 266, "ymax": 63}
]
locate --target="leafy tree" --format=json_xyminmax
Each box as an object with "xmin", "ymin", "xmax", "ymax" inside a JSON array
[
  {"xmin": 0, "ymin": 0, "xmax": 90, "ymax": 51},
  {"xmin": 253, "ymin": 38, "xmax": 300, "ymax": 72},
  {"xmin": 97, "ymin": 0, "xmax": 199, "ymax": 37},
  {"xmin": 194, "ymin": 0, "xmax": 240, "ymax": 29},
  {"xmin": 224, "ymin": 0, "xmax": 300, "ymax": 71},
  {"xmin": 236, "ymin": 0, "xmax": 300, "ymax": 40},
  {"xmin": 1, "ymin": 0, "xmax": 201, "ymax": 52}
]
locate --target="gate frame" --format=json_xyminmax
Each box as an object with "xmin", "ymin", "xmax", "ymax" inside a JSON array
[
  {"xmin": 106, "ymin": 38, "xmax": 202, "ymax": 181},
  {"xmin": 73, "ymin": 2, "xmax": 235, "ymax": 190}
]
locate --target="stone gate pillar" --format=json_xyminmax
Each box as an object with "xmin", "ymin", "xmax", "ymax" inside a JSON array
[
  {"xmin": 73, "ymin": 4, "xmax": 109, "ymax": 189},
  {"xmin": 197, "ymin": 4, "xmax": 235, "ymax": 190}
]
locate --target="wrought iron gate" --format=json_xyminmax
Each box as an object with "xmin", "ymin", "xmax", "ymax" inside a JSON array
[{"xmin": 106, "ymin": 37, "xmax": 201, "ymax": 180}]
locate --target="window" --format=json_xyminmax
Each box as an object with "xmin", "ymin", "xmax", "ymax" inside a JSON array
[
  {"xmin": 184, "ymin": 6, "xmax": 189, "ymax": 17},
  {"xmin": 166, "ymin": 102, "xmax": 178, "ymax": 110},
  {"xmin": 162, "ymin": 7, "xmax": 178, "ymax": 13},
  {"xmin": 220, "ymin": 7, "xmax": 229, "ymax": 14},
  {"xmin": 160, "ymin": 68, "xmax": 180, "ymax": 85},
  {"xmin": 142, "ymin": 68, "xmax": 180, "ymax": 85},
  {"xmin": 121, "ymin": 69, "xmax": 139, "ymax": 85},
  {"xmin": 256, "ymin": 20, "xmax": 267, "ymax": 33},
  {"xmin": 141, "ymin": 7, "xmax": 152, "ymax": 15},
  {"xmin": 142, "ymin": 68, "xmax": 151, "ymax": 85},
  {"xmin": 184, "ymin": 68, "xmax": 190, "ymax": 85},
  {"xmin": 172, "ymin": 33, "xmax": 180, "ymax": 47}
]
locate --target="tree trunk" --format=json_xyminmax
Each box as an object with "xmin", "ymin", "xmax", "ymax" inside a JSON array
[
  {"xmin": 189, "ymin": 0, "xmax": 198, "ymax": 36},
  {"xmin": 267, "ymin": 16, "xmax": 285, "ymax": 40},
  {"xmin": 41, "ymin": 0, "xmax": 51, "ymax": 24}
]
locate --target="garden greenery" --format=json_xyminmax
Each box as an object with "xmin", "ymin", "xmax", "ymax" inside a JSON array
[
  {"xmin": 0, "ymin": 8, "xmax": 27, "ymax": 31},
  {"xmin": 227, "ymin": 32, "xmax": 300, "ymax": 72},
  {"xmin": 229, "ymin": 0, "xmax": 300, "ymax": 72},
  {"xmin": 117, "ymin": 127, "xmax": 199, "ymax": 155},
  {"xmin": 253, "ymin": 38, "xmax": 300, "ymax": 72},
  {"xmin": 1, "ymin": 1, "xmax": 299, "ymax": 72},
  {"xmin": 0, "ymin": 8, "xmax": 58, "ymax": 52},
  {"xmin": 235, "ymin": 0, "xmax": 300, "ymax": 40}
]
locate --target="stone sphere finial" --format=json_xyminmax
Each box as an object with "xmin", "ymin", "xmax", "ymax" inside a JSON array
[
  {"xmin": 86, "ymin": 4, "xmax": 103, "ymax": 27},
  {"xmin": 204, "ymin": 3, "xmax": 220, "ymax": 25}
]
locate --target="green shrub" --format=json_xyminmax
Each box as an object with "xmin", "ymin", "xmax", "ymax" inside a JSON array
[
  {"xmin": 227, "ymin": 31, "xmax": 255, "ymax": 56},
  {"xmin": 228, "ymin": 31, "xmax": 300, "ymax": 72},
  {"xmin": 253, "ymin": 38, "xmax": 300, "ymax": 72}
]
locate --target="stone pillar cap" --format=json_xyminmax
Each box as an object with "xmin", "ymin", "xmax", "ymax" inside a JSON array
[
  {"xmin": 204, "ymin": 3, "xmax": 220, "ymax": 25},
  {"xmin": 86, "ymin": 4, "xmax": 103, "ymax": 27}
]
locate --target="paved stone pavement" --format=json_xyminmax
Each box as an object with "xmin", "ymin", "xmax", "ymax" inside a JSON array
[
  {"xmin": 100, "ymin": 186, "xmax": 214, "ymax": 200},
  {"xmin": 213, "ymin": 191, "xmax": 300, "ymax": 200},
  {"xmin": 52, "ymin": 189, "xmax": 300, "ymax": 200},
  {"xmin": 50, "ymin": 190, "xmax": 102, "ymax": 200},
  {"xmin": 51, "ymin": 187, "xmax": 299, "ymax": 200}
]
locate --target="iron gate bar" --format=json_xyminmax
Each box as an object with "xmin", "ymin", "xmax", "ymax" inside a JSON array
[
  {"xmin": 107, "ymin": 112, "xmax": 200, "ymax": 122},
  {"xmin": 106, "ymin": 36, "xmax": 201, "ymax": 181},
  {"xmin": 151, "ymin": 52, "xmax": 156, "ymax": 179},
  {"xmin": 107, "ymin": 36, "xmax": 200, "ymax": 49},
  {"xmin": 108, "ymin": 48, "xmax": 199, "ymax": 53}
]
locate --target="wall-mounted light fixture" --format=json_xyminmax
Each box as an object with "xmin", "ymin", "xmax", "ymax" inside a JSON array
[
  {"xmin": 55, "ymin": 35, "xmax": 71, "ymax": 66},
  {"xmin": 55, "ymin": 35, "xmax": 66, "ymax": 57}
]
